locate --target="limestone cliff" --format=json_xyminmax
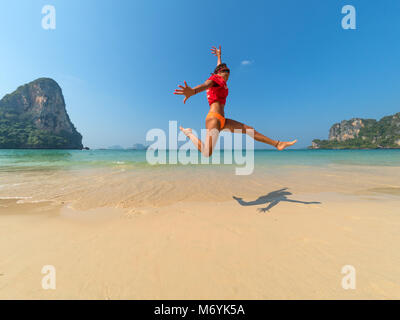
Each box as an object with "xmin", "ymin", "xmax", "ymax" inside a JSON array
[
  {"xmin": 311, "ymin": 112, "xmax": 400, "ymax": 149},
  {"xmin": 0, "ymin": 78, "xmax": 83, "ymax": 149},
  {"xmin": 329, "ymin": 119, "xmax": 369, "ymax": 141}
]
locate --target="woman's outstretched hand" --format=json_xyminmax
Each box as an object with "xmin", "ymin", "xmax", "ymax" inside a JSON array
[
  {"xmin": 174, "ymin": 81, "xmax": 195, "ymax": 104},
  {"xmin": 211, "ymin": 45, "xmax": 221, "ymax": 58}
]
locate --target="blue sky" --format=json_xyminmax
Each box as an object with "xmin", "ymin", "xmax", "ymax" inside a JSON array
[{"xmin": 1, "ymin": 0, "xmax": 400, "ymax": 149}]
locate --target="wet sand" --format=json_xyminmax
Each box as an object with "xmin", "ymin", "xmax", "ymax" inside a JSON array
[{"xmin": 0, "ymin": 165, "xmax": 400, "ymax": 299}]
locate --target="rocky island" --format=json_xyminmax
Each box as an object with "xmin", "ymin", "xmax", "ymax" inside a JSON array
[
  {"xmin": 310, "ymin": 112, "xmax": 400, "ymax": 149},
  {"xmin": 0, "ymin": 78, "xmax": 83, "ymax": 149}
]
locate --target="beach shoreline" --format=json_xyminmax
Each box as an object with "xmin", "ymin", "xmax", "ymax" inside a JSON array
[{"xmin": 1, "ymin": 150, "xmax": 400, "ymax": 299}]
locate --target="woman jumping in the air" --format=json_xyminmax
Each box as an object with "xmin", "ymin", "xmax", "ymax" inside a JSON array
[{"xmin": 174, "ymin": 46, "xmax": 297, "ymax": 157}]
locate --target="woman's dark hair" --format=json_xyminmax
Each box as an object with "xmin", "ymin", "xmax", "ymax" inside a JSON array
[{"xmin": 212, "ymin": 63, "xmax": 228, "ymax": 75}]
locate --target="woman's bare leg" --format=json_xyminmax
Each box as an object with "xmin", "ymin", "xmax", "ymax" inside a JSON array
[
  {"xmin": 224, "ymin": 118, "xmax": 297, "ymax": 150},
  {"xmin": 179, "ymin": 118, "xmax": 221, "ymax": 157}
]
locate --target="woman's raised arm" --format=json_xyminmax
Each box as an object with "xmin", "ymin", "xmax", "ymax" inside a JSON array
[{"xmin": 211, "ymin": 45, "xmax": 222, "ymax": 66}]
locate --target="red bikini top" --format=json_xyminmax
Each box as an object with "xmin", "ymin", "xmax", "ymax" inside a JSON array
[{"xmin": 206, "ymin": 74, "xmax": 229, "ymax": 106}]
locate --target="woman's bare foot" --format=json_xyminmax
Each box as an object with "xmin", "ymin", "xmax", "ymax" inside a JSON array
[
  {"xmin": 179, "ymin": 126, "xmax": 193, "ymax": 137},
  {"xmin": 276, "ymin": 139, "xmax": 297, "ymax": 151}
]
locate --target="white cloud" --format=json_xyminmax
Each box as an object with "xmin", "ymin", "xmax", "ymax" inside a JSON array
[{"xmin": 241, "ymin": 60, "xmax": 253, "ymax": 66}]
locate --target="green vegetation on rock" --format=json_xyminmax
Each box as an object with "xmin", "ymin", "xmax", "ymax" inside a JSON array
[
  {"xmin": 310, "ymin": 113, "xmax": 400, "ymax": 149},
  {"xmin": 0, "ymin": 78, "xmax": 83, "ymax": 149}
]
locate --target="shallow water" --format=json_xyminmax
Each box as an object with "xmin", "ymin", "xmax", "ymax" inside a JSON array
[
  {"xmin": 0, "ymin": 149, "xmax": 400, "ymax": 171},
  {"xmin": 1, "ymin": 149, "xmax": 399, "ymax": 210}
]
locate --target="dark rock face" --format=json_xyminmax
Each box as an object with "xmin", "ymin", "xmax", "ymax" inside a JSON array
[
  {"xmin": 311, "ymin": 112, "xmax": 400, "ymax": 149},
  {"xmin": 0, "ymin": 78, "xmax": 83, "ymax": 149}
]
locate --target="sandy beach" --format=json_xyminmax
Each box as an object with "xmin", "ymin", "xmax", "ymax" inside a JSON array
[
  {"xmin": 3, "ymin": 0, "xmax": 400, "ymax": 302},
  {"xmin": 1, "ymin": 161, "xmax": 400, "ymax": 299}
]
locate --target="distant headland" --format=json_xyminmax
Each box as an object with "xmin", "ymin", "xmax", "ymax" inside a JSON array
[
  {"xmin": 0, "ymin": 78, "xmax": 83, "ymax": 149},
  {"xmin": 310, "ymin": 112, "xmax": 400, "ymax": 149}
]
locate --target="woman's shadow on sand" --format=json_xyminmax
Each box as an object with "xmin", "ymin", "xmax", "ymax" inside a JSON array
[{"xmin": 233, "ymin": 188, "xmax": 321, "ymax": 213}]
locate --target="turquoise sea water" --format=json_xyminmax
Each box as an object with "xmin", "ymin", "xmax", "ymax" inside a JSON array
[{"xmin": 1, "ymin": 149, "xmax": 400, "ymax": 171}]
